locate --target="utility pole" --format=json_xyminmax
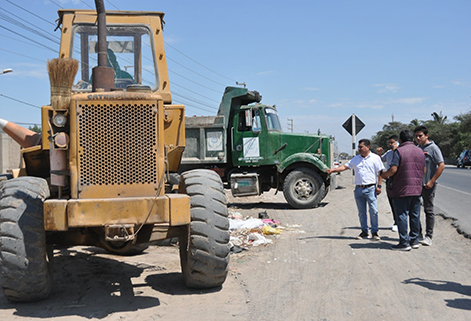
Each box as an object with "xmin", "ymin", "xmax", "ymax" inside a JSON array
[{"xmin": 287, "ymin": 118, "xmax": 293, "ymax": 133}]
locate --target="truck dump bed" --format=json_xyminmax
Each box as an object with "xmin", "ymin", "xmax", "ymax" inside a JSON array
[{"xmin": 181, "ymin": 116, "xmax": 227, "ymax": 165}]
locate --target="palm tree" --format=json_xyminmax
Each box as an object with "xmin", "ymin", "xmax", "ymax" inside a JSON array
[
  {"xmin": 431, "ymin": 111, "xmax": 447, "ymax": 125},
  {"xmin": 409, "ymin": 118, "xmax": 421, "ymax": 127}
]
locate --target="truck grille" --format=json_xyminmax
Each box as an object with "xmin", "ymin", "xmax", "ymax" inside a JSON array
[{"xmin": 77, "ymin": 102, "xmax": 157, "ymax": 187}]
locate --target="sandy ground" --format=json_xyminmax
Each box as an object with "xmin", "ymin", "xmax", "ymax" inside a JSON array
[{"xmin": 1, "ymin": 172, "xmax": 471, "ymax": 320}]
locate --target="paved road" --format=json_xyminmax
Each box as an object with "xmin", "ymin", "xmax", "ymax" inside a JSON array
[{"xmin": 435, "ymin": 166, "xmax": 471, "ymax": 237}]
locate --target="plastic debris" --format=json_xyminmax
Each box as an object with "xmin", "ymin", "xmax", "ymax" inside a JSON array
[
  {"xmin": 229, "ymin": 217, "xmax": 263, "ymax": 230},
  {"xmin": 262, "ymin": 225, "xmax": 282, "ymax": 235}
]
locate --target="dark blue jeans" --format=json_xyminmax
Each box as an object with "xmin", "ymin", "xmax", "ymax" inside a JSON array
[
  {"xmin": 421, "ymin": 184, "xmax": 436, "ymax": 239},
  {"xmin": 392, "ymin": 196, "xmax": 421, "ymax": 246}
]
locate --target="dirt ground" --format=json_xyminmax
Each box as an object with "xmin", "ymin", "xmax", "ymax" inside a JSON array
[{"xmin": 1, "ymin": 172, "xmax": 471, "ymax": 320}]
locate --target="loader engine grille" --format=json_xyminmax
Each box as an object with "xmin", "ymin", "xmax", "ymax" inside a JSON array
[{"xmin": 78, "ymin": 102, "xmax": 157, "ymax": 187}]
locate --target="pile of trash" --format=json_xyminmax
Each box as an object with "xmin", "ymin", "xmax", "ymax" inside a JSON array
[{"xmin": 229, "ymin": 211, "xmax": 283, "ymax": 253}]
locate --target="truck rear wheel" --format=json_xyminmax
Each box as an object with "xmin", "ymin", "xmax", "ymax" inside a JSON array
[
  {"xmin": 283, "ymin": 168, "xmax": 325, "ymax": 209},
  {"xmin": 178, "ymin": 169, "xmax": 230, "ymax": 288},
  {"xmin": 0, "ymin": 177, "xmax": 51, "ymax": 302}
]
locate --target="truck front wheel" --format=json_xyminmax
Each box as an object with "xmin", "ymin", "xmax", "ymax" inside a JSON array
[
  {"xmin": 0, "ymin": 177, "xmax": 51, "ymax": 302},
  {"xmin": 283, "ymin": 168, "xmax": 325, "ymax": 209},
  {"xmin": 178, "ymin": 169, "xmax": 230, "ymax": 288}
]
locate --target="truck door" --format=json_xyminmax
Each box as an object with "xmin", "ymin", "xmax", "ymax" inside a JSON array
[{"xmin": 231, "ymin": 107, "xmax": 280, "ymax": 166}]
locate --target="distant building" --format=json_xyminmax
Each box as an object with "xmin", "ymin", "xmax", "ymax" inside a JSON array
[{"xmin": 0, "ymin": 130, "xmax": 21, "ymax": 174}]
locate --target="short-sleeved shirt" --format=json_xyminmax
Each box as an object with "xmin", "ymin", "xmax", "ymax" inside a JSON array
[
  {"xmin": 345, "ymin": 152, "xmax": 385, "ymax": 185},
  {"xmin": 418, "ymin": 141, "xmax": 444, "ymax": 185},
  {"xmin": 381, "ymin": 149, "xmax": 395, "ymax": 169}
]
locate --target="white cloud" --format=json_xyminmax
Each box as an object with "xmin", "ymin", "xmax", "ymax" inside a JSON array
[
  {"xmin": 164, "ymin": 35, "xmax": 181, "ymax": 45},
  {"xmin": 373, "ymin": 83, "xmax": 401, "ymax": 93},
  {"xmin": 451, "ymin": 80, "xmax": 471, "ymax": 87},
  {"xmin": 256, "ymin": 70, "xmax": 275, "ymax": 76},
  {"xmin": 390, "ymin": 97, "xmax": 427, "ymax": 105}
]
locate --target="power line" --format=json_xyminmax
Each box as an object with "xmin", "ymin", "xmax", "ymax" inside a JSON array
[
  {"xmin": 171, "ymin": 83, "xmax": 220, "ymax": 104},
  {"xmin": 49, "ymin": 0, "xmax": 64, "ymax": 9},
  {"xmin": 0, "ymin": 23, "xmax": 57, "ymax": 52},
  {"xmin": 0, "ymin": 47, "xmax": 51, "ymax": 62},
  {"xmin": 164, "ymin": 41, "xmax": 236, "ymax": 84},
  {"xmin": 0, "ymin": 6, "xmax": 60, "ymax": 44},
  {"xmin": 105, "ymin": 0, "xmax": 120, "ymax": 10},
  {"xmin": 166, "ymin": 56, "xmax": 226, "ymax": 87},
  {"xmin": 79, "ymin": 0, "xmax": 94, "ymax": 10},
  {"xmin": 0, "ymin": 32, "xmax": 54, "ymax": 51},
  {"xmin": 0, "ymin": 94, "xmax": 42, "ymax": 109},
  {"xmin": 5, "ymin": 0, "xmax": 55, "ymax": 26},
  {"xmin": 169, "ymin": 68, "xmax": 221, "ymax": 94},
  {"xmin": 172, "ymin": 91, "xmax": 218, "ymax": 110}
]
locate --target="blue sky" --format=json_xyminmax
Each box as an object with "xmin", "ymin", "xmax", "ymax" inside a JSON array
[{"xmin": 1, "ymin": 0, "xmax": 470, "ymax": 153}]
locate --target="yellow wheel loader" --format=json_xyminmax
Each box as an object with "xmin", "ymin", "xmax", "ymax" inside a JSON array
[{"xmin": 0, "ymin": 0, "xmax": 230, "ymax": 302}]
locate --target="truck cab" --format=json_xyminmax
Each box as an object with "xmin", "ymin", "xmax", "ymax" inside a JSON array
[{"xmin": 181, "ymin": 86, "xmax": 332, "ymax": 209}]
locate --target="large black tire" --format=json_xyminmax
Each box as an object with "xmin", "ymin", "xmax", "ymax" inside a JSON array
[
  {"xmin": 0, "ymin": 177, "xmax": 51, "ymax": 302},
  {"xmin": 178, "ymin": 169, "xmax": 230, "ymax": 288},
  {"xmin": 100, "ymin": 241, "xmax": 149, "ymax": 256},
  {"xmin": 283, "ymin": 167, "xmax": 325, "ymax": 209}
]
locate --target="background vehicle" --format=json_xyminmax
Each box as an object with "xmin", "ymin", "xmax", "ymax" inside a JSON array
[
  {"xmin": 457, "ymin": 150, "xmax": 471, "ymax": 168},
  {"xmin": 180, "ymin": 86, "xmax": 332, "ymax": 209},
  {"xmin": 0, "ymin": 1, "xmax": 230, "ymax": 302}
]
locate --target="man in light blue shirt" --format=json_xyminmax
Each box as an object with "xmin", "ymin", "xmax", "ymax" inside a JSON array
[{"xmin": 327, "ymin": 139, "xmax": 384, "ymax": 240}]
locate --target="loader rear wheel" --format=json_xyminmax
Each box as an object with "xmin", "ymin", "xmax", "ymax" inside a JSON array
[
  {"xmin": 101, "ymin": 241, "xmax": 149, "ymax": 256},
  {"xmin": 178, "ymin": 169, "xmax": 230, "ymax": 288},
  {"xmin": 283, "ymin": 167, "xmax": 325, "ymax": 209},
  {"xmin": 0, "ymin": 177, "xmax": 51, "ymax": 302}
]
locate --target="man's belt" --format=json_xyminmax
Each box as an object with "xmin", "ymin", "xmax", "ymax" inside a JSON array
[{"xmin": 356, "ymin": 184, "xmax": 376, "ymax": 188}]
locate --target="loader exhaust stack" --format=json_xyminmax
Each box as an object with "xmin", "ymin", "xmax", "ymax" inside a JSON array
[{"xmin": 91, "ymin": 0, "xmax": 114, "ymax": 92}]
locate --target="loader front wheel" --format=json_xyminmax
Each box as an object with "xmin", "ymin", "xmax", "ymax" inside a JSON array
[
  {"xmin": 283, "ymin": 167, "xmax": 325, "ymax": 209},
  {"xmin": 178, "ymin": 169, "xmax": 230, "ymax": 288},
  {"xmin": 0, "ymin": 177, "xmax": 51, "ymax": 302}
]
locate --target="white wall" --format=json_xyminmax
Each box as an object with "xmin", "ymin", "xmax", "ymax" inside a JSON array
[{"xmin": 0, "ymin": 130, "xmax": 21, "ymax": 174}]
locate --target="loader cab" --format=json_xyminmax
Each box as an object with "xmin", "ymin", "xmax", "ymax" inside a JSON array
[
  {"xmin": 58, "ymin": 9, "xmax": 171, "ymax": 102},
  {"xmin": 71, "ymin": 27, "xmax": 149, "ymax": 90}
]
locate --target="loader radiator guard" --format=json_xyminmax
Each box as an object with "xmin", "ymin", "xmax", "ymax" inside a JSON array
[{"xmin": 77, "ymin": 101, "xmax": 157, "ymax": 187}]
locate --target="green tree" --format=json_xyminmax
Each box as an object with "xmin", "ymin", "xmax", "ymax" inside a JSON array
[
  {"xmin": 371, "ymin": 121, "xmax": 410, "ymax": 151},
  {"xmin": 28, "ymin": 124, "xmax": 41, "ymax": 133}
]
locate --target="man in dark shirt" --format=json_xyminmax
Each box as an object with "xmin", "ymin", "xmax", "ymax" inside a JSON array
[{"xmin": 380, "ymin": 130, "xmax": 425, "ymax": 251}]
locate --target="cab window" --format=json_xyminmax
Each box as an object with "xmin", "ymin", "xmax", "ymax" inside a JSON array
[
  {"xmin": 238, "ymin": 109, "xmax": 261, "ymax": 132},
  {"xmin": 264, "ymin": 107, "xmax": 282, "ymax": 131}
]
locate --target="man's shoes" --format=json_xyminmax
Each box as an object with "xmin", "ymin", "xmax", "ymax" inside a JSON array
[
  {"xmin": 391, "ymin": 244, "xmax": 412, "ymax": 251},
  {"xmin": 411, "ymin": 242, "xmax": 420, "ymax": 249},
  {"xmin": 391, "ymin": 225, "xmax": 398, "ymax": 232},
  {"xmin": 421, "ymin": 236, "xmax": 432, "ymax": 246},
  {"xmin": 357, "ymin": 231, "xmax": 369, "ymax": 239},
  {"xmin": 418, "ymin": 235, "xmax": 424, "ymax": 243},
  {"xmin": 372, "ymin": 232, "xmax": 381, "ymax": 240}
]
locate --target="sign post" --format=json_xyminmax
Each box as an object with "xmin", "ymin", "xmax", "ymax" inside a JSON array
[
  {"xmin": 342, "ymin": 114, "xmax": 365, "ymax": 154},
  {"xmin": 342, "ymin": 114, "xmax": 366, "ymax": 183}
]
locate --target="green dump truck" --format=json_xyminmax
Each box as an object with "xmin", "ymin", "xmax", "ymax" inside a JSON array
[{"xmin": 179, "ymin": 86, "xmax": 332, "ymax": 209}]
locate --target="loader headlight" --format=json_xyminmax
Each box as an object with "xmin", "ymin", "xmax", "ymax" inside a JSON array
[{"xmin": 53, "ymin": 113, "xmax": 67, "ymax": 127}]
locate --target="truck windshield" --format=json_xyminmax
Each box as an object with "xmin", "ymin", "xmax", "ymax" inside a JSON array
[
  {"xmin": 264, "ymin": 108, "xmax": 282, "ymax": 131},
  {"xmin": 70, "ymin": 25, "xmax": 156, "ymax": 91}
]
